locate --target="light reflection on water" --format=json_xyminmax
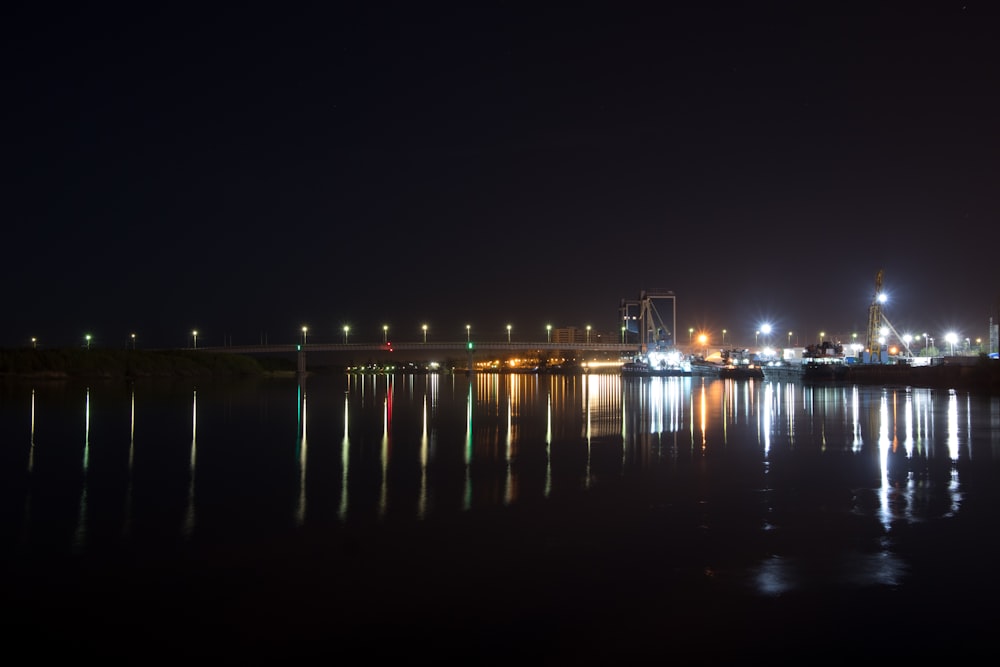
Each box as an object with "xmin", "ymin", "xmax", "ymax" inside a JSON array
[{"xmin": 1, "ymin": 373, "xmax": 998, "ymax": 597}]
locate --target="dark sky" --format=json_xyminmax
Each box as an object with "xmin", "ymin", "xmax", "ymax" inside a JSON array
[{"xmin": 4, "ymin": 2, "xmax": 998, "ymax": 349}]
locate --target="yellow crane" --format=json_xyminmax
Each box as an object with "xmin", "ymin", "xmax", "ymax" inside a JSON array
[{"xmin": 866, "ymin": 269, "xmax": 885, "ymax": 363}]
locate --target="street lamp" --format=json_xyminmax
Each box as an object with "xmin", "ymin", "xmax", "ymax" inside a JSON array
[
  {"xmin": 85, "ymin": 334, "xmax": 91, "ymax": 350},
  {"xmin": 422, "ymin": 324, "xmax": 428, "ymax": 343},
  {"xmin": 301, "ymin": 326, "xmax": 308, "ymax": 345},
  {"xmin": 621, "ymin": 326, "xmax": 626, "ymax": 344},
  {"xmin": 787, "ymin": 331, "xmax": 792, "ymax": 347},
  {"xmin": 546, "ymin": 324, "xmax": 552, "ymax": 343},
  {"xmin": 586, "ymin": 325, "xmax": 591, "ymax": 344},
  {"xmin": 755, "ymin": 330, "xmax": 760, "ymax": 347},
  {"xmin": 819, "ymin": 331, "xmax": 825, "ymax": 344},
  {"xmin": 945, "ymin": 332, "xmax": 958, "ymax": 356},
  {"xmin": 722, "ymin": 329, "xmax": 726, "ymax": 347},
  {"xmin": 130, "ymin": 333, "xmax": 136, "ymax": 350},
  {"xmin": 760, "ymin": 323, "xmax": 771, "ymax": 344},
  {"xmin": 31, "ymin": 337, "xmax": 37, "ymax": 350},
  {"xmin": 466, "ymin": 324, "xmax": 470, "ymax": 342},
  {"xmin": 343, "ymin": 325, "xmax": 350, "ymax": 344},
  {"xmin": 192, "ymin": 330, "xmax": 198, "ymax": 349},
  {"xmin": 383, "ymin": 324, "xmax": 389, "ymax": 344},
  {"xmin": 689, "ymin": 327, "xmax": 694, "ymax": 345},
  {"xmin": 506, "ymin": 324, "xmax": 512, "ymax": 343}
]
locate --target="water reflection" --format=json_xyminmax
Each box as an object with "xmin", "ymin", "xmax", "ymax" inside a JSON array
[{"xmin": 2, "ymin": 375, "xmax": 996, "ymax": 575}]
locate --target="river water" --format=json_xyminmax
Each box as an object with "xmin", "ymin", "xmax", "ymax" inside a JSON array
[{"xmin": 2, "ymin": 372, "xmax": 999, "ymax": 663}]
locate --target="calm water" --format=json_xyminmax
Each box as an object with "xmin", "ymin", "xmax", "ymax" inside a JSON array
[{"xmin": 2, "ymin": 372, "xmax": 1000, "ymax": 662}]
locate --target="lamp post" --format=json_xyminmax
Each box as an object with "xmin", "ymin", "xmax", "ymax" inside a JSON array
[
  {"xmin": 506, "ymin": 324, "xmax": 512, "ymax": 343},
  {"xmin": 85, "ymin": 334, "xmax": 91, "ymax": 350},
  {"xmin": 722, "ymin": 329, "xmax": 726, "ymax": 347},
  {"xmin": 466, "ymin": 324, "xmax": 470, "ymax": 342},
  {"xmin": 422, "ymin": 324, "xmax": 428, "ymax": 343},
  {"xmin": 621, "ymin": 326, "xmax": 625, "ymax": 344},
  {"xmin": 688, "ymin": 328, "xmax": 694, "ymax": 345},
  {"xmin": 383, "ymin": 325, "xmax": 389, "ymax": 344},
  {"xmin": 546, "ymin": 324, "xmax": 552, "ymax": 343},
  {"xmin": 761, "ymin": 323, "xmax": 771, "ymax": 345},
  {"xmin": 945, "ymin": 332, "xmax": 957, "ymax": 356},
  {"xmin": 192, "ymin": 330, "xmax": 198, "ymax": 349},
  {"xmin": 31, "ymin": 337, "xmax": 37, "ymax": 350},
  {"xmin": 343, "ymin": 326, "xmax": 350, "ymax": 344},
  {"xmin": 787, "ymin": 331, "xmax": 792, "ymax": 347},
  {"xmin": 130, "ymin": 333, "xmax": 136, "ymax": 350},
  {"xmin": 819, "ymin": 331, "xmax": 825, "ymax": 344},
  {"xmin": 586, "ymin": 325, "xmax": 591, "ymax": 344},
  {"xmin": 301, "ymin": 326, "xmax": 308, "ymax": 345},
  {"xmin": 755, "ymin": 330, "xmax": 760, "ymax": 347}
]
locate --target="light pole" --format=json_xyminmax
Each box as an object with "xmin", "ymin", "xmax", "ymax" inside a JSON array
[
  {"xmin": 722, "ymin": 329, "xmax": 726, "ymax": 347},
  {"xmin": 85, "ymin": 334, "xmax": 91, "ymax": 350},
  {"xmin": 130, "ymin": 333, "xmax": 136, "ymax": 350},
  {"xmin": 301, "ymin": 326, "xmax": 308, "ymax": 345},
  {"xmin": 761, "ymin": 323, "xmax": 771, "ymax": 346},
  {"xmin": 546, "ymin": 324, "xmax": 552, "ymax": 343},
  {"xmin": 621, "ymin": 326, "xmax": 625, "ymax": 344},
  {"xmin": 421, "ymin": 324, "xmax": 428, "ymax": 343},
  {"xmin": 945, "ymin": 332, "xmax": 958, "ymax": 355},
  {"xmin": 466, "ymin": 324, "xmax": 470, "ymax": 342},
  {"xmin": 343, "ymin": 326, "xmax": 350, "ymax": 344},
  {"xmin": 586, "ymin": 325, "xmax": 591, "ymax": 344},
  {"xmin": 506, "ymin": 324, "xmax": 512, "ymax": 343},
  {"xmin": 787, "ymin": 331, "xmax": 792, "ymax": 347},
  {"xmin": 819, "ymin": 331, "xmax": 825, "ymax": 344},
  {"xmin": 688, "ymin": 328, "xmax": 694, "ymax": 345},
  {"xmin": 31, "ymin": 337, "xmax": 37, "ymax": 350},
  {"xmin": 192, "ymin": 330, "xmax": 198, "ymax": 349},
  {"xmin": 755, "ymin": 330, "xmax": 760, "ymax": 347},
  {"xmin": 383, "ymin": 325, "xmax": 389, "ymax": 344}
]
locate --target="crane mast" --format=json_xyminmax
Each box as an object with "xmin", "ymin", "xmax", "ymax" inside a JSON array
[{"xmin": 866, "ymin": 269, "xmax": 884, "ymax": 363}]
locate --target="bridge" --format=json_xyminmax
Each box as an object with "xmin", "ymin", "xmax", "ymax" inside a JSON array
[{"xmin": 193, "ymin": 341, "xmax": 642, "ymax": 373}]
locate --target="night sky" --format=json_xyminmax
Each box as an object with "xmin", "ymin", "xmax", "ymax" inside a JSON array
[{"xmin": 4, "ymin": 2, "xmax": 998, "ymax": 349}]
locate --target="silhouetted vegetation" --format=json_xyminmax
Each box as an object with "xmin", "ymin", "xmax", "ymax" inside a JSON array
[{"xmin": 0, "ymin": 348, "xmax": 294, "ymax": 378}]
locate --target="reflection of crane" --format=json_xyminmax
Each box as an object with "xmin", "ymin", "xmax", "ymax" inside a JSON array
[{"xmin": 866, "ymin": 269, "xmax": 885, "ymax": 363}]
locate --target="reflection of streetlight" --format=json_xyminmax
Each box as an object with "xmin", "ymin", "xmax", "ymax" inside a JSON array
[
  {"xmin": 586, "ymin": 325, "xmax": 591, "ymax": 344},
  {"xmin": 301, "ymin": 326, "xmax": 308, "ymax": 345},
  {"xmin": 506, "ymin": 324, "xmax": 512, "ymax": 343},
  {"xmin": 85, "ymin": 334, "xmax": 92, "ymax": 350},
  {"xmin": 422, "ymin": 324, "xmax": 428, "ymax": 343},
  {"xmin": 466, "ymin": 324, "xmax": 470, "ymax": 342},
  {"xmin": 546, "ymin": 324, "xmax": 552, "ymax": 343},
  {"xmin": 343, "ymin": 326, "xmax": 350, "ymax": 344},
  {"xmin": 192, "ymin": 330, "xmax": 198, "ymax": 349}
]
